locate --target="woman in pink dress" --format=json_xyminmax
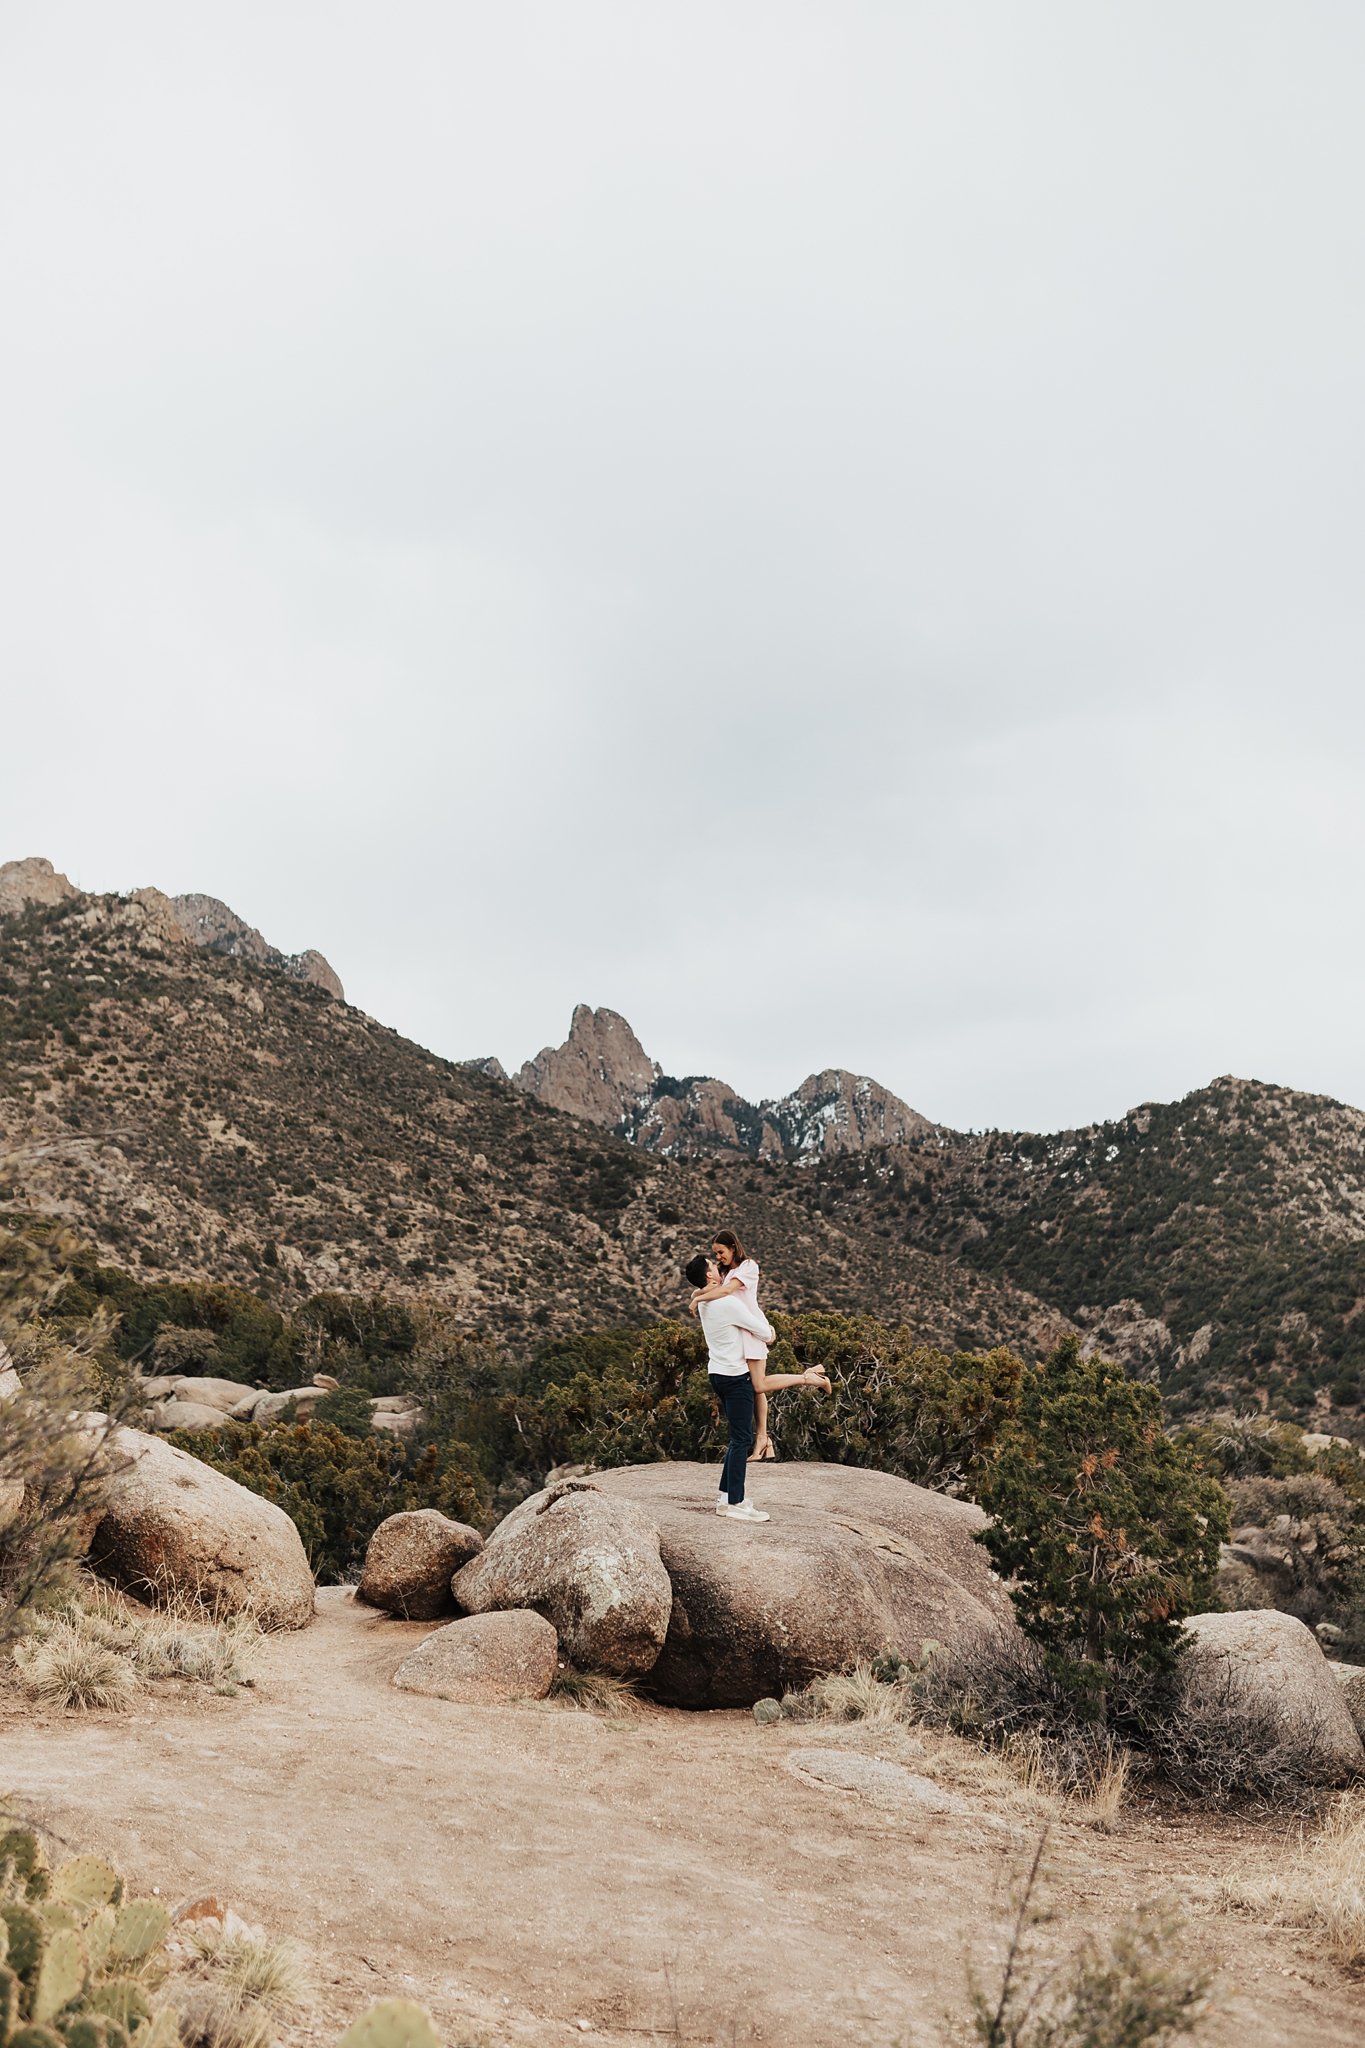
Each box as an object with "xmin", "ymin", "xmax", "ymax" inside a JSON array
[{"xmin": 689, "ymin": 1228, "xmax": 786, "ymax": 1459}]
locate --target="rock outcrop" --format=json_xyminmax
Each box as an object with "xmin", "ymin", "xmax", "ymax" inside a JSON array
[
  {"xmin": 466, "ymin": 1462, "xmax": 1017, "ymax": 1707},
  {"xmin": 90, "ymin": 1427, "xmax": 315, "ymax": 1629},
  {"xmin": 511, "ymin": 1005, "xmax": 937, "ymax": 1163},
  {"xmin": 514, "ymin": 1006, "xmax": 659, "ymax": 1127},
  {"xmin": 169, "ymin": 894, "xmax": 344, "ymax": 1000},
  {"xmin": 392, "ymin": 1609, "xmax": 559, "ymax": 1703},
  {"xmin": 452, "ymin": 1482, "xmax": 672, "ymax": 1676},
  {"xmin": 1179, "ymin": 1609, "xmax": 1364, "ymax": 1784},
  {"xmin": 359, "ymin": 1509, "xmax": 484, "ymax": 1620},
  {"xmin": 1332, "ymin": 1661, "xmax": 1365, "ymax": 1739},
  {"xmin": 0, "ymin": 856, "xmax": 78, "ymax": 917}
]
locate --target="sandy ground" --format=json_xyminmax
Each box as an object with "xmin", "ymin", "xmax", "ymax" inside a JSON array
[{"xmin": 3, "ymin": 1587, "xmax": 1362, "ymax": 2048}]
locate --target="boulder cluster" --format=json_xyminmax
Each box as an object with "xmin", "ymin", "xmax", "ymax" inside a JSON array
[
  {"xmin": 365, "ymin": 1462, "xmax": 1024, "ymax": 1708},
  {"xmin": 137, "ymin": 1371, "xmax": 421, "ymax": 1436}
]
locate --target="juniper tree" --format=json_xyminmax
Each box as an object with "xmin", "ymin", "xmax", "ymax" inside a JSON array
[{"xmin": 975, "ymin": 1336, "xmax": 1228, "ymax": 1720}]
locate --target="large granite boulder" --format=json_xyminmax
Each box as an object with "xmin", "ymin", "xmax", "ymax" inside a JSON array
[
  {"xmin": 472, "ymin": 1462, "xmax": 1017, "ymax": 1707},
  {"xmin": 1332, "ymin": 1662, "xmax": 1365, "ymax": 1739},
  {"xmin": 359, "ymin": 1509, "xmax": 484, "ymax": 1619},
  {"xmin": 1180, "ymin": 1610, "xmax": 1365, "ymax": 1785},
  {"xmin": 453, "ymin": 1483, "xmax": 671, "ymax": 1677},
  {"xmin": 90, "ymin": 1427, "xmax": 315, "ymax": 1630},
  {"xmin": 393, "ymin": 1610, "xmax": 558, "ymax": 1704}
]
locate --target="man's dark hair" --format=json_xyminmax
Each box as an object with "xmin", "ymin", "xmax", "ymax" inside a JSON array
[{"xmin": 683, "ymin": 1253, "xmax": 710, "ymax": 1290}]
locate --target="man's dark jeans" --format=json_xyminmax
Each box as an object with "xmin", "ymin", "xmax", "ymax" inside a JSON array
[{"xmin": 710, "ymin": 1371, "xmax": 755, "ymax": 1505}]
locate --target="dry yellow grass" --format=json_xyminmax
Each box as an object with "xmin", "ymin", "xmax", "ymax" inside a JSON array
[{"xmin": 1209, "ymin": 1792, "xmax": 1365, "ymax": 1970}]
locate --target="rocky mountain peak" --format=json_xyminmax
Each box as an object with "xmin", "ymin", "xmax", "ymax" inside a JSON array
[
  {"xmin": 514, "ymin": 1004, "xmax": 659, "ymax": 1125},
  {"xmin": 0, "ymin": 860, "xmax": 342, "ymax": 1001},
  {"xmin": 168, "ymin": 894, "xmax": 344, "ymax": 1000},
  {"xmin": 510, "ymin": 1005, "xmax": 937, "ymax": 1164},
  {"xmin": 0, "ymin": 856, "xmax": 78, "ymax": 918}
]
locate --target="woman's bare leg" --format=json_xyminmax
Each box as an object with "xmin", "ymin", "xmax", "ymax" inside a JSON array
[{"xmin": 749, "ymin": 1386, "xmax": 770, "ymax": 1460}]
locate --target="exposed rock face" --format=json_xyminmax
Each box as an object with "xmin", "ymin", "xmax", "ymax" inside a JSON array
[
  {"xmin": 1179, "ymin": 1609, "xmax": 1365, "ymax": 1784},
  {"xmin": 515, "ymin": 1006, "xmax": 659, "ymax": 1126},
  {"xmin": 488, "ymin": 1462, "xmax": 1020, "ymax": 1708},
  {"xmin": 452, "ymin": 1482, "xmax": 672, "ymax": 1677},
  {"xmin": 169, "ymin": 894, "xmax": 344, "ymax": 1000},
  {"xmin": 359, "ymin": 1509, "xmax": 484, "ymax": 1620},
  {"xmin": 512, "ymin": 1006, "xmax": 937, "ymax": 1164},
  {"xmin": 0, "ymin": 856, "xmax": 78, "ymax": 918},
  {"xmin": 392, "ymin": 1609, "xmax": 559, "ymax": 1703},
  {"xmin": 1074, "ymin": 1300, "xmax": 1174, "ymax": 1382},
  {"xmin": 90, "ymin": 1427, "xmax": 315, "ymax": 1629}
]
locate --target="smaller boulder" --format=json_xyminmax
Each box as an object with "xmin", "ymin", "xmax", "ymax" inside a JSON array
[
  {"xmin": 166, "ymin": 1377, "xmax": 258, "ymax": 1413},
  {"xmin": 1180, "ymin": 1610, "xmax": 1365, "ymax": 1785},
  {"xmin": 393, "ymin": 1610, "xmax": 558, "ymax": 1704},
  {"xmin": 248, "ymin": 1387, "xmax": 327, "ymax": 1426},
  {"xmin": 154, "ymin": 1399, "xmax": 235, "ymax": 1432},
  {"xmin": 453, "ymin": 1483, "xmax": 672, "ymax": 1678},
  {"xmin": 358, "ymin": 1510, "xmax": 483, "ymax": 1619}
]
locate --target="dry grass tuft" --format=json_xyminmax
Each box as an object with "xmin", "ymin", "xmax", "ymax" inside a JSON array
[
  {"xmin": 13, "ymin": 1617, "xmax": 140, "ymax": 1709},
  {"xmin": 549, "ymin": 1666, "xmax": 644, "ymax": 1716},
  {"xmin": 803, "ymin": 1661, "xmax": 909, "ymax": 1729},
  {"xmin": 174, "ymin": 1925, "xmax": 314, "ymax": 2048},
  {"xmin": 9, "ymin": 1577, "xmax": 260, "ymax": 1709},
  {"xmin": 77, "ymin": 1577, "xmax": 261, "ymax": 1688},
  {"xmin": 792, "ymin": 1658, "xmax": 1131, "ymax": 1828},
  {"xmin": 1211, "ymin": 1792, "xmax": 1365, "ymax": 1970}
]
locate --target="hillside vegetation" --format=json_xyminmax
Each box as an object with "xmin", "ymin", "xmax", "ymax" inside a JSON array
[
  {"xmin": 805, "ymin": 1077, "xmax": 1365, "ymax": 1419},
  {"xmin": 0, "ymin": 890, "xmax": 1060, "ymax": 1355}
]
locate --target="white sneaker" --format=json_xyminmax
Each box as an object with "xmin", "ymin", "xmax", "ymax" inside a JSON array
[
  {"xmin": 716, "ymin": 1497, "xmax": 730, "ymax": 1514},
  {"xmin": 723, "ymin": 1501, "xmax": 770, "ymax": 1523}
]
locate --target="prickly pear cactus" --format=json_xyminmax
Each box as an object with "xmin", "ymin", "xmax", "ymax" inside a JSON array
[
  {"xmin": 1, "ymin": 1901, "xmax": 48, "ymax": 1977},
  {"xmin": 336, "ymin": 1998, "xmax": 443, "ymax": 2048},
  {"xmin": 32, "ymin": 1927, "xmax": 86, "ymax": 2024},
  {"xmin": 1, "ymin": 1962, "xmax": 21, "ymax": 2037},
  {"xmin": 50, "ymin": 1863, "xmax": 123, "ymax": 1918},
  {"xmin": 0, "ymin": 1830, "xmax": 51, "ymax": 1901},
  {"xmin": 108, "ymin": 1904, "xmax": 171, "ymax": 1969},
  {"xmin": 0, "ymin": 1827, "xmax": 179, "ymax": 2048}
]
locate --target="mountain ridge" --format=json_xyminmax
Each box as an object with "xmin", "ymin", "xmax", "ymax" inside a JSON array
[
  {"xmin": 510, "ymin": 1003, "xmax": 941, "ymax": 1162},
  {"xmin": 0, "ymin": 878, "xmax": 1066, "ymax": 1357}
]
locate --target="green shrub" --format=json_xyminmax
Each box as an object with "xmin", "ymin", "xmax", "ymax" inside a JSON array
[
  {"xmin": 975, "ymin": 1338, "xmax": 1228, "ymax": 1720},
  {"xmin": 168, "ymin": 1421, "xmax": 489, "ymax": 1581},
  {"xmin": 529, "ymin": 1312, "xmax": 1022, "ymax": 1490}
]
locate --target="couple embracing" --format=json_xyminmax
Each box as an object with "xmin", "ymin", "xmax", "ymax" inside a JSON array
[{"xmin": 684, "ymin": 1229, "xmax": 830, "ymax": 1523}]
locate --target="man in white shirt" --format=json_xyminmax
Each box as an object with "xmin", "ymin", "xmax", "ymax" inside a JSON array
[{"xmin": 683, "ymin": 1253, "xmax": 830, "ymax": 1521}]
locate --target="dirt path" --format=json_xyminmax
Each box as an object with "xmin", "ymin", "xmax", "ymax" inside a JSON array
[{"xmin": 3, "ymin": 1588, "xmax": 1361, "ymax": 2047}]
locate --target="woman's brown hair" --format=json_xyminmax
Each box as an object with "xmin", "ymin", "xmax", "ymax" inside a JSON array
[{"xmin": 711, "ymin": 1228, "xmax": 749, "ymax": 1269}]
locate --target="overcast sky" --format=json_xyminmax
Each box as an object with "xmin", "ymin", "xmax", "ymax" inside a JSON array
[{"xmin": 3, "ymin": 4, "xmax": 1364, "ymax": 1134}]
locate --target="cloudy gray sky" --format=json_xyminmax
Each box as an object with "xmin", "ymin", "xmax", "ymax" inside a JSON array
[{"xmin": 3, "ymin": 3, "xmax": 1364, "ymax": 1134}]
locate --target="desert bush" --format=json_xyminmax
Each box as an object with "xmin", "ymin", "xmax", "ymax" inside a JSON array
[
  {"xmin": 975, "ymin": 1338, "xmax": 1228, "ymax": 1720},
  {"xmin": 0, "ymin": 1211, "xmax": 141, "ymax": 1654},
  {"xmin": 148, "ymin": 1326, "xmax": 222, "ymax": 1376},
  {"xmin": 170, "ymin": 1419, "xmax": 489, "ymax": 1581},
  {"xmin": 531, "ymin": 1312, "xmax": 1022, "ymax": 1490},
  {"xmin": 964, "ymin": 1831, "xmax": 1214, "ymax": 2047}
]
